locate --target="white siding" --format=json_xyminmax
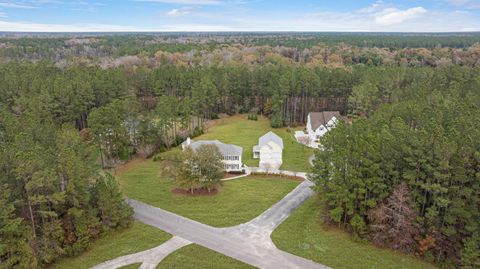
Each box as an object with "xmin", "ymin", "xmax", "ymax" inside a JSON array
[{"xmin": 222, "ymin": 155, "xmax": 242, "ymax": 172}]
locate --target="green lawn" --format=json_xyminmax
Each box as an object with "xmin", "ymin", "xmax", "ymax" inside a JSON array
[
  {"xmin": 197, "ymin": 115, "xmax": 313, "ymax": 172},
  {"xmin": 156, "ymin": 244, "xmax": 256, "ymax": 269},
  {"xmin": 271, "ymin": 197, "xmax": 437, "ymax": 269},
  {"xmin": 49, "ymin": 221, "xmax": 171, "ymax": 269},
  {"xmin": 117, "ymin": 159, "xmax": 300, "ymax": 227}
]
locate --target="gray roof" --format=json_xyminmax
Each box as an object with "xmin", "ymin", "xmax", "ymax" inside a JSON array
[
  {"xmin": 188, "ymin": 140, "xmax": 243, "ymax": 156},
  {"xmin": 308, "ymin": 111, "xmax": 341, "ymax": 130},
  {"xmin": 259, "ymin": 131, "xmax": 283, "ymax": 149}
]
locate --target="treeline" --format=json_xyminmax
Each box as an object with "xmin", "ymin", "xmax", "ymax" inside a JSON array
[
  {"xmin": 244, "ymin": 33, "xmax": 480, "ymax": 49},
  {"xmin": 0, "ymin": 107, "xmax": 133, "ymax": 267},
  {"xmin": 4, "ymin": 62, "xmax": 480, "ymax": 167},
  {"xmin": 0, "ymin": 62, "xmax": 355, "ymax": 165},
  {"xmin": 311, "ymin": 67, "xmax": 480, "ymax": 267},
  {"xmin": 1, "ymin": 57, "xmax": 479, "ymax": 268},
  {"xmin": 2, "ymin": 34, "xmax": 480, "ymax": 68}
]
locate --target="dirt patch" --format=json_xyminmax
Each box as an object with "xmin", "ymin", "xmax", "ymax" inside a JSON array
[{"xmin": 171, "ymin": 188, "xmax": 219, "ymax": 196}]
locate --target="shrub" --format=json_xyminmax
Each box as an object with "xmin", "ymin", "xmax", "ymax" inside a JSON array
[
  {"xmin": 248, "ymin": 114, "xmax": 258, "ymax": 121},
  {"xmin": 152, "ymin": 154, "xmax": 163, "ymax": 162},
  {"xmin": 192, "ymin": 126, "xmax": 204, "ymax": 137}
]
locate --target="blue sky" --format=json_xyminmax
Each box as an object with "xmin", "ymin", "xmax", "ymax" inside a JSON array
[{"xmin": 0, "ymin": 0, "xmax": 479, "ymax": 32}]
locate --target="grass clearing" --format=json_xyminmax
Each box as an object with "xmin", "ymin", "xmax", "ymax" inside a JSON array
[
  {"xmin": 116, "ymin": 159, "xmax": 300, "ymax": 227},
  {"xmin": 271, "ymin": 197, "xmax": 437, "ymax": 269},
  {"xmin": 197, "ymin": 115, "xmax": 313, "ymax": 172},
  {"xmin": 49, "ymin": 221, "xmax": 171, "ymax": 269},
  {"xmin": 156, "ymin": 244, "xmax": 256, "ymax": 269}
]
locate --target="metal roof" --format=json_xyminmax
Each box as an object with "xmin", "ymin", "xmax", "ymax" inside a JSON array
[
  {"xmin": 188, "ymin": 140, "xmax": 243, "ymax": 156},
  {"xmin": 258, "ymin": 131, "xmax": 283, "ymax": 149}
]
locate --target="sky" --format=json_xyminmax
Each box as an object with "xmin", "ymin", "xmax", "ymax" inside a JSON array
[{"xmin": 0, "ymin": 0, "xmax": 479, "ymax": 32}]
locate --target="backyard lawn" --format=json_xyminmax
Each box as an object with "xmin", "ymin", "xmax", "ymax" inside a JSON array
[
  {"xmin": 116, "ymin": 158, "xmax": 300, "ymax": 227},
  {"xmin": 271, "ymin": 197, "xmax": 437, "ymax": 269},
  {"xmin": 197, "ymin": 115, "xmax": 313, "ymax": 172},
  {"xmin": 156, "ymin": 244, "xmax": 256, "ymax": 269},
  {"xmin": 49, "ymin": 221, "xmax": 171, "ymax": 269}
]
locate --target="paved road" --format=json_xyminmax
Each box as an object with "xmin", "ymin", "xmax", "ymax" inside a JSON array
[
  {"xmin": 91, "ymin": 170, "xmax": 329, "ymax": 269},
  {"xmin": 128, "ymin": 178, "xmax": 329, "ymax": 269},
  {"xmin": 91, "ymin": 236, "xmax": 191, "ymax": 269}
]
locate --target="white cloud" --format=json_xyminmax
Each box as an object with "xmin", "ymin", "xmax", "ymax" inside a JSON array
[
  {"xmin": 135, "ymin": 0, "xmax": 221, "ymax": 5},
  {"xmin": 302, "ymin": 3, "xmax": 428, "ymax": 30},
  {"xmin": 445, "ymin": 0, "xmax": 480, "ymax": 9},
  {"xmin": 234, "ymin": 2, "xmax": 478, "ymax": 32},
  {"xmin": 0, "ymin": 19, "xmax": 233, "ymax": 32},
  {"xmin": 0, "ymin": 2, "xmax": 35, "ymax": 9},
  {"xmin": 0, "ymin": 0, "xmax": 63, "ymax": 9},
  {"xmin": 0, "ymin": 20, "xmax": 141, "ymax": 32},
  {"xmin": 0, "ymin": 1, "xmax": 478, "ymax": 32},
  {"xmin": 374, "ymin": 7, "xmax": 427, "ymax": 25},
  {"xmin": 166, "ymin": 7, "xmax": 194, "ymax": 17},
  {"xmin": 0, "ymin": 12, "xmax": 6, "ymax": 18}
]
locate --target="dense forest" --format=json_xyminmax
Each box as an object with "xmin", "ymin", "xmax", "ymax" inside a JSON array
[
  {"xmin": 0, "ymin": 33, "xmax": 479, "ymax": 268},
  {"xmin": 312, "ymin": 67, "xmax": 480, "ymax": 267}
]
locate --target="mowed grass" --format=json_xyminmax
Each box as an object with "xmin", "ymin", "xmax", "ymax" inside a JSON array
[
  {"xmin": 271, "ymin": 197, "xmax": 437, "ymax": 269},
  {"xmin": 156, "ymin": 244, "xmax": 256, "ymax": 269},
  {"xmin": 49, "ymin": 221, "xmax": 171, "ymax": 269},
  {"xmin": 197, "ymin": 115, "xmax": 313, "ymax": 172},
  {"xmin": 116, "ymin": 159, "xmax": 300, "ymax": 227}
]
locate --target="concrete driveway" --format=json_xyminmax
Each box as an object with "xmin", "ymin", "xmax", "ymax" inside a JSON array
[{"xmin": 91, "ymin": 171, "xmax": 330, "ymax": 269}]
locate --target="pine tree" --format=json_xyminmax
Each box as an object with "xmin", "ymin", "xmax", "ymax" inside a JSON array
[
  {"xmin": 92, "ymin": 173, "xmax": 133, "ymax": 230},
  {"xmin": 0, "ymin": 187, "xmax": 36, "ymax": 269}
]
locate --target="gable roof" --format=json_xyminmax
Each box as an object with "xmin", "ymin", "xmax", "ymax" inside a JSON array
[
  {"xmin": 308, "ymin": 111, "xmax": 341, "ymax": 130},
  {"xmin": 259, "ymin": 131, "xmax": 283, "ymax": 149},
  {"xmin": 188, "ymin": 140, "xmax": 243, "ymax": 156}
]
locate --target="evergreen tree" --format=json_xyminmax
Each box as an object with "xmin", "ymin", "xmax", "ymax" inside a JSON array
[
  {"xmin": 0, "ymin": 187, "xmax": 36, "ymax": 269},
  {"xmin": 92, "ymin": 173, "xmax": 133, "ymax": 230}
]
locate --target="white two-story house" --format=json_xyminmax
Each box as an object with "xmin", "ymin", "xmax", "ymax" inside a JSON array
[
  {"xmin": 182, "ymin": 138, "xmax": 243, "ymax": 172},
  {"xmin": 306, "ymin": 111, "xmax": 341, "ymax": 143},
  {"xmin": 253, "ymin": 131, "xmax": 283, "ymax": 169}
]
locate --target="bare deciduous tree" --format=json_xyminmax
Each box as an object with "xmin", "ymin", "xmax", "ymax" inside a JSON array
[{"xmin": 368, "ymin": 182, "xmax": 419, "ymax": 254}]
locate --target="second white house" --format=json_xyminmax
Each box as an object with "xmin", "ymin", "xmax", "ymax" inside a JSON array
[{"xmin": 253, "ymin": 131, "xmax": 283, "ymax": 169}]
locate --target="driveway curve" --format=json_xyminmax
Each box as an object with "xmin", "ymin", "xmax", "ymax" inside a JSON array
[{"xmin": 91, "ymin": 170, "xmax": 329, "ymax": 269}]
